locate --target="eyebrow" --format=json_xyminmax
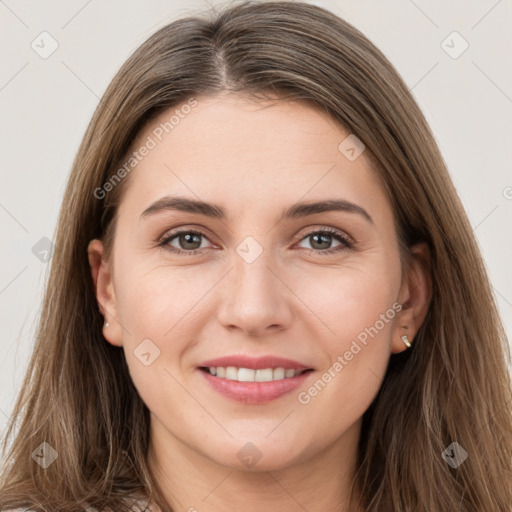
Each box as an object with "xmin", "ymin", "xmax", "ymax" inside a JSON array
[{"xmin": 140, "ymin": 196, "xmax": 374, "ymax": 225}]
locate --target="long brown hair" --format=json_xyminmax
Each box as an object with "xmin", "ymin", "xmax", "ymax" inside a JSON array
[{"xmin": 1, "ymin": 1, "xmax": 511, "ymax": 510}]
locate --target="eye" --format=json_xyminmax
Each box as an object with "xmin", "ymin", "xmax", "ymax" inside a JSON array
[
  {"xmin": 158, "ymin": 226, "xmax": 353, "ymax": 256},
  {"xmin": 296, "ymin": 227, "xmax": 353, "ymax": 255},
  {"xmin": 159, "ymin": 229, "xmax": 213, "ymax": 255}
]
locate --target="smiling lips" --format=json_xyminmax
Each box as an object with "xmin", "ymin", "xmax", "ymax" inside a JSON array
[
  {"xmin": 198, "ymin": 355, "xmax": 314, "ymax": 404},
  {"xmin": 205, "ymin": 366, "xmax": 307, "ymax": 382}
]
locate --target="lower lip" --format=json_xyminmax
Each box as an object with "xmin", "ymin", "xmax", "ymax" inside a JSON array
[{"xmin": 199, "ymin": 369, "xmax": 313, "ymax": 404}]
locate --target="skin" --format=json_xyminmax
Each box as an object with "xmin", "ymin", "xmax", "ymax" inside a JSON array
[{"xmin": 88, "ymin": 93, "xmax": 431, "ymax": 512}]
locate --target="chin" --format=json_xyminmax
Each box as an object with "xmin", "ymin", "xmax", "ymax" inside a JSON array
[{"xmin": 205, "ymin": 440, "xmax": 305, "ymax": 473}]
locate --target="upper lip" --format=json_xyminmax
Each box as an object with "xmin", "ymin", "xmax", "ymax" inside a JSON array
[{"xmin": 199, "ymin": 355, "xmax": 313, "ymax": 371}]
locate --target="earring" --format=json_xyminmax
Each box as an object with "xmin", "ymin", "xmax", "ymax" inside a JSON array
[
  {"xmin": 401, "ymin": 334, "xmax": 411, "ymax": 348},
  {"xmin": 104, "ymin": 321, "xmax": 109, "ymax": 328}
]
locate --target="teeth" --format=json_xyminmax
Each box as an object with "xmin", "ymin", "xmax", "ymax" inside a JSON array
[
  {"xmin": 273, "ymin": 367, "xmax": 285, "ymax": 380},
  {"xmin": 206, "ymin": 366, "xmax": 305, "ymax": 382},
  {"xmin": 255, "ymin": 368, "xmax": 273, "ymax": 382},
  {"xmin": 238, "ymin": 368, "xmax": 255, "ymax": 382},
  {"xmin": 226, "ymin": 366, "xmax": 238, "ymax": 380}
]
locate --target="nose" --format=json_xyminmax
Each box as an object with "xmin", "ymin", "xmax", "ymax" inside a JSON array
[{"xmin": 216, "ymin": 250, "xmax": 293, "ymax": 337}]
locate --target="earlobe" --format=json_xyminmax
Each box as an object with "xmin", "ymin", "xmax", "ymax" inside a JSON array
[
  {"xmin": 391, "ymin": 242, "xmax": 432, "ymax": 354},
  {"xmin": 87, "ymin": 239, "xmax": 123, "ymax": 347}
]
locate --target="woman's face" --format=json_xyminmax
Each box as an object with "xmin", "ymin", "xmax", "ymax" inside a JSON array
[{"xmin": 89, "ymin": 94, "xmax": 428, "ymax": 472}]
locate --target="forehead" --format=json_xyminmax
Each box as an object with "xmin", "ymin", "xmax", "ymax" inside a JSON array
[{"xmin": 119, "ymin": 94, "xmax": 391, "ymax": 223}]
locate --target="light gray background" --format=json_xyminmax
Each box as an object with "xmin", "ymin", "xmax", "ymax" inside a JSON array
[{"xmin": 1, "ymin": 0, "xmax": 511, "ymax": 440}]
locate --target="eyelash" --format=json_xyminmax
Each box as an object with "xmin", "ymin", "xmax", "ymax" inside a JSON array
[{"xmin": 158, "ymin": 226, "xmax": 353, "ymax": 256}]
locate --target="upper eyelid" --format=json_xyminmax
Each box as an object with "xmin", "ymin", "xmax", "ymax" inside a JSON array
[{"xmin": 157, "ymin": 225, "xmax": 217, "ymax": 244}]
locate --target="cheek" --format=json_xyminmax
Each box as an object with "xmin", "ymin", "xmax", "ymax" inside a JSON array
[
  {"xmin": 113, "ymin": 267, "xmax": 201, "ymax": 413},
  {"xmin": 113, "ymin": 261, "xmax": 226, "ymax": 387},
  {"xmin": 296, "ymin": 258, "xmax": 400, "ymax": 347},
  {"xmin": 114, "ymin": 255, "xmax": 206, "ymax": 333},
  {"xmin": 292, "ymin": 259, "xmax": 400, "ymax": 409}
]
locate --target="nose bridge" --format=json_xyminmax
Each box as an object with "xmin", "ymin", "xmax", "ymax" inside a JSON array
[
  {"xmin": 234, "ymin": 240, "xmax": 275, "ymax": 296},
  {"xmin": 216, "ymin": 235, "xmax": 292, "ymax": 335}
]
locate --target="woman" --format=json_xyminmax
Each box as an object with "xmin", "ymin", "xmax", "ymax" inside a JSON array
[{"xmin": 1, "ymin": 1, "xmax": 511, "ymax": 511}]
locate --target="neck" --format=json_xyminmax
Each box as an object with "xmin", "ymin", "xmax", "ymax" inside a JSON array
[{"xmin": 146, "ymin": 414, "xmax": 365, "ymax": 512}]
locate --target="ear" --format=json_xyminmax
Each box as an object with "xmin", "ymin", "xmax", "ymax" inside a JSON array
[
  {"xmin": 87, "ymin": 239, "xmax": 123, "ymax": 347},
  {"xmin": 391, "ymin": 242, "xmax": 432, "ymax": 354}
]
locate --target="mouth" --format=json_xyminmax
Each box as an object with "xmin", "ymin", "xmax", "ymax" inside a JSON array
[
  {"xmin": 197, "ymin": 365, "xmax": 315, "ymax": 404},
  {"xmin": 197, "ymin": 355, "xmax": 315, "ymax": 404},
  {"xmin": 198, "ymin": 366, "xmax": 313, "ymax": 382}
]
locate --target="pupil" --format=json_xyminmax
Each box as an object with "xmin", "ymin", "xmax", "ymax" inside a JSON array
[
  {"xmin": 181, "ymin": 233, "xmax": 201, "ymax": 250},
  {"xmin": 312, "ymin": 233, "xmax": 331, "ymax": 249}
]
